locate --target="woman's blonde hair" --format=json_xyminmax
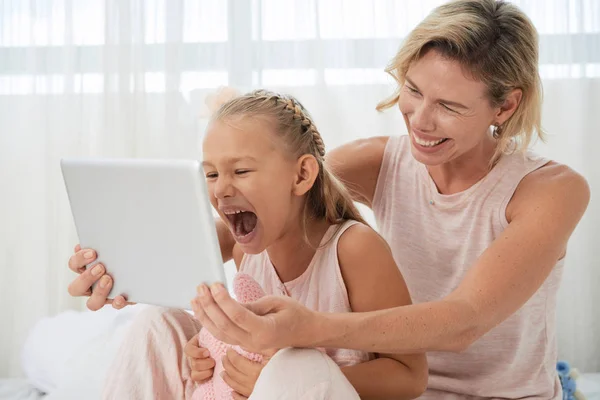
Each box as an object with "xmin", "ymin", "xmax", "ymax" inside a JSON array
[
  {"xmin": 378, "ymin": 0, "xmax": 544, "ymax": 164},
  {"xmin": 211, "ymin": 89, "xmax": 367, "ymax": 243}
]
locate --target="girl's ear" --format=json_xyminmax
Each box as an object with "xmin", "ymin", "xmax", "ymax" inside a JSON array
[{"xmin": 292, "ymin": 154, "xmax": 320, "ymax": 196}]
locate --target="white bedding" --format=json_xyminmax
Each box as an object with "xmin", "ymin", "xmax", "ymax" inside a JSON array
[
  {"xmin": 580, "ymin": 373, "xmax": 600, "ymax": 400},
  {"xmin": 10, "ymin": 305, "xmax": 600, "ymax": 400},
  {"xmin": 19, "ymin": 305, "xmax": 146, "ymax": 400},
  {"xmin": 0, "ymin": 379, "xmax": 45, "ymax": 400}
]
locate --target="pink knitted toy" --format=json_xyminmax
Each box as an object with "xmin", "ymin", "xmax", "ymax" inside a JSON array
[{"xmin": 191, "ymin": 273, "xmax": 266, "ymax": 400}]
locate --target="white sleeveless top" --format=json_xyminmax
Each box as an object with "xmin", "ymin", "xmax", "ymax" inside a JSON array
[
  {"xmin": 373, "ymin": 135, "xmax": 564, "ymax": 399},
  {"xmin": 239, "ymin": 220, "xmax": 373, "ymax": 367}
]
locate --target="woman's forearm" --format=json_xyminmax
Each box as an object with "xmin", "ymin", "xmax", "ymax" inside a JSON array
[{"xmin": 310, "ymin": 299, "xmax": 480, "ymax": 354}]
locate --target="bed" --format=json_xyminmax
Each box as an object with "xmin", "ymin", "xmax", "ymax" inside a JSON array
[{"xmin": 1, "ymin": 307, "xmax": 599, "ymax": 400}]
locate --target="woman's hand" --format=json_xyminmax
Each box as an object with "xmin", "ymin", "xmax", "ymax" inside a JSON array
[
  {"xmin": 184, "ymin": 333, "xmax": 216, "ymax": 383},
  {"xmin": 191, "ymin": 283, "xmax": 321, "ymax": 353},
  {"xmin": 221, "ymin": 349, "xmax": 268, "ymax": 399},
  {"xmin": 67, "ymin": 244, "xmax": 131, "ymax": 311}
]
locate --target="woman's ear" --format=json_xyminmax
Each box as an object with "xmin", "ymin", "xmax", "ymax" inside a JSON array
[
  {"xmin": 292, "ymin": 155, "xmax": 320, "ymax": 196},
  {"xmin": 494, "ymin": 88, "xmax": 522, "ymax": 126}
]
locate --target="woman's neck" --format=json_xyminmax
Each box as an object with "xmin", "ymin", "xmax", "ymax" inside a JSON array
[
  {"xmin": 427, "ymin": 134, "xmax": 497, "ymax": 195},
  {"xmin": 266, "ymin": 217, "xmax": 331, "ymax": 283}
]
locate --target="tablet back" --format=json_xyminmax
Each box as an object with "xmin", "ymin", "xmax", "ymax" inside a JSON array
[{"xmin": 61, "ymin": 158, "xmax": 225, "ymax": 310}]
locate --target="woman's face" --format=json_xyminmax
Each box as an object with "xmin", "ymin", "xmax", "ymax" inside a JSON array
[{"xmin": 398, "ymin": 49, "xmax": 500, "ymax": 166}]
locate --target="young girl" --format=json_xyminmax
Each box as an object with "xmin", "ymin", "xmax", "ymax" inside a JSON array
[
  {"xmin": 188, "ymin": 89, "xmax": 427, "ymax": 399},
  {"xmin": 93, "ymin": 89, "xmax": 426, "ymax": 399}
]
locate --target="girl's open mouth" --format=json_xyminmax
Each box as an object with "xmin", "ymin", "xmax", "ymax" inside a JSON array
[{"xmin": 223, "ymin": 209, "xmax": 258, "ymax": 241}]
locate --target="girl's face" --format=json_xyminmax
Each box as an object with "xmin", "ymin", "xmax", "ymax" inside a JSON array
[
  {"xmin": 398, "ymin": 49, "xmax": 503, "ymax": 166},
  {"xmin": 202, "ymin": 118, "xmax": 305, "ymax": 254}
]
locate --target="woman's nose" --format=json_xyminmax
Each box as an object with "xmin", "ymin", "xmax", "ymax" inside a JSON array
[{"xmin": 410, "ymin": 102, "xmax": 435, "ymax": 132}]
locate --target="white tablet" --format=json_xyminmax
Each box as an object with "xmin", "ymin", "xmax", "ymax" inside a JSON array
[{"xmin": 61, "ymin": 158, "xmax": 226, "ymax": 310}]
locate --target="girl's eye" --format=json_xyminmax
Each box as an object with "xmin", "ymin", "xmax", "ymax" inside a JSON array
[
  {"xmin": 406, "ymin": 86, "xmax": 420, "ymax": 94},
  {"xmin": 235, "ymin": 170, "xmax": 250, "ymax": 175}
]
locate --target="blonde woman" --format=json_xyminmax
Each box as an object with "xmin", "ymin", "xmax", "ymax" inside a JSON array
[
  {"xmin": 190, "ymin": 1, "xmax": 590, "ymax": 399},
  {"xmin": 68, "ymin": 0, "xmax": 590, "ymax": 398}
]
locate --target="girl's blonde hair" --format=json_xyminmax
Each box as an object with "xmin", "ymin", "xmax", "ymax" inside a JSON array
[
  {"xmin": 378, "ymin": 0, "xmax": 544, "ymax": 164},
  {"xmin": 211, "ymin": 89, "xmax": 367, "ymax": 242}
]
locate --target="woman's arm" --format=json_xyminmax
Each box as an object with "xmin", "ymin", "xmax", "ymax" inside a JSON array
[
  {"xmin": 192, "ymin": 163, "xmax": 590, "ymax": 356},
  {"xmin": 325, "ymin": 136, "xmax": 388, "ymax": 207},
  {"xmin": 311, "ymin": 163, "xmax": 590, "ymax": 353},
  {"xmin": 337, "ymin": 224, "xmax": 427, "ymax": 399}
]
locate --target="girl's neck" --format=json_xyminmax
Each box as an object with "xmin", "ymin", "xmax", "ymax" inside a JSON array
[
  {"xmin": 266, "ymin": 217, "xmax": 331, "ymax": 283},
  {"xmin": 426, "ymin": 134, "xmax": 497, "ymax": 194}
]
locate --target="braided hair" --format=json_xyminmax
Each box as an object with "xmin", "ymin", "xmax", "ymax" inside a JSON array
[{"xmin": 210, "ymin": 89, "xmax": 367, "ymax": 242}]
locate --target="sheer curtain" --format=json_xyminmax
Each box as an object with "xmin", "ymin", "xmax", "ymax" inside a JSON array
[{"xmin": 1, "ymin": 0, "xmax": 598, "ymax": 378}]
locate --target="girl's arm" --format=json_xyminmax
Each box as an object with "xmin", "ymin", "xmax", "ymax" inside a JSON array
[
  {"xmin": 337, "ymin": 224, "xmax": 428, "ymax": 399},
  {"xmin": 216, "ymin": 218, "xmax": 237, "ymax": 263}
]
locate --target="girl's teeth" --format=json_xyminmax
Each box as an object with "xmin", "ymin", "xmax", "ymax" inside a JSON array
[{"xmin": 224, "ymin": 210, "xmax": 244, "ymax": 215}]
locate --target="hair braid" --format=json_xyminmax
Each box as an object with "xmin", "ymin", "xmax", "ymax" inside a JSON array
[{"xmin": 252, "ymin": 90, "xmax": 326, "ymax": 159}]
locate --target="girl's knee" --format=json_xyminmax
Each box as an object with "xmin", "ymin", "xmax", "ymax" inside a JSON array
[
  {"xmin": 129, "ymin": 306, "xmax": 199, "ymax": 337},
  {"xmin": 261, "ymin": 348, "xmax": 333, "ymax": 378},
  {"xmin": 253, "ymin": 348, "xmax": 359, "ymax": 400},
  {"xmin": 268, "ymin": 348, "xmax": 327, "ymax": 366}
]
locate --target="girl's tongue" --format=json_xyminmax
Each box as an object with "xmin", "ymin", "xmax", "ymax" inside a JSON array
[{"xmin": 233, "ymin": 211, "xmax": 257, "ymax": 237}]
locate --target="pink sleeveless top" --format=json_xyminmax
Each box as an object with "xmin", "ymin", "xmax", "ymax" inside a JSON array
[
  {"xmin": 239, "ymin": 220, "xmax": 372, "ymax": 367},
  {"xmin": 373, "ymin": 135, "xmax": 564, "ymax": 399}
]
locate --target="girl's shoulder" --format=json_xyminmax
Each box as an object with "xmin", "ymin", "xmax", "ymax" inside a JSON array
[
  {"xmin": 335, "ymin": 220, "xmax": 392, "ymax": 259},
  {"xmin": 334, "ymin": 220, "xmax": 411, "ymax": 311}
]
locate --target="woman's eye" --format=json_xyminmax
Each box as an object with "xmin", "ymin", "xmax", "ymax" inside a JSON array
[
  {"xmin": 406, "ymin": 86, "xmax": 419, "ymax": 94},
  {"xmin": 441, "ymin": 103, "xmax": 457, "ymax": 113},
  {"xmin": 205, "ymin": 172, "xmax": 218, "ymax": 179}
]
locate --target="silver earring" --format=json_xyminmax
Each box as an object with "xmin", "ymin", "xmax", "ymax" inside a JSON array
[{"xmin": 493, "ymin": 124, "xmax": 503, "ymax": 139}]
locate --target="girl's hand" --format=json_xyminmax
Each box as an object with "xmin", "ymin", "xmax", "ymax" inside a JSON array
[
  {"xmin": 222, "ymin": 348, "xmax": 275, "ymax": 399},
  {"xmin": 184, "ymin": 333, "xmax": 216, "ymax": 383},
  {"xmin": 67, "ymin": 244, "xmax": 132, "ymax": 310}
]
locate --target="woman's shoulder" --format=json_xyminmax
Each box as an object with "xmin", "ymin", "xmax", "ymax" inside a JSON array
[
  {"xmin": 506, "ymin": 159, "xmax": 590, "ymax": 223},
  {"xmin": 326, "ymin": 136, "xmax": 394, "ymax": 207},
  {"xmin": 344, "ymin": 135, "xmax": 391, "ymax": 154},
  {"xmin": 527, "ymin": 160, "xmax": 584, "ymax": 180},
  {"xmin": 326, "ymin": 136, "xmax": 390, "ymax": 172},
  {"xmin": 513, "ymin": 160, "xmax": 588, "ymax": 203}
]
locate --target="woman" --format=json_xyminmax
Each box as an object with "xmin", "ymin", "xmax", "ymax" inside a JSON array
[{"xmin": 68, "ymin": 0, "xmax": 589, "ymax": 398}]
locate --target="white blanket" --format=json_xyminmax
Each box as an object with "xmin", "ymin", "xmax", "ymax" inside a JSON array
[
  {"xmin": 0, "ymin": 379, "xmax": 45, "ymax": 400},
  {"xmin": 21, "ymin": 305, "xmax": 146, "ymax": 399}
]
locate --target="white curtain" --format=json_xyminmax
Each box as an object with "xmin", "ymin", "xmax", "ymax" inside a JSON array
[{"xmin": 1, "ymin": 0, "xmax": 598, "ymax": 378}]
